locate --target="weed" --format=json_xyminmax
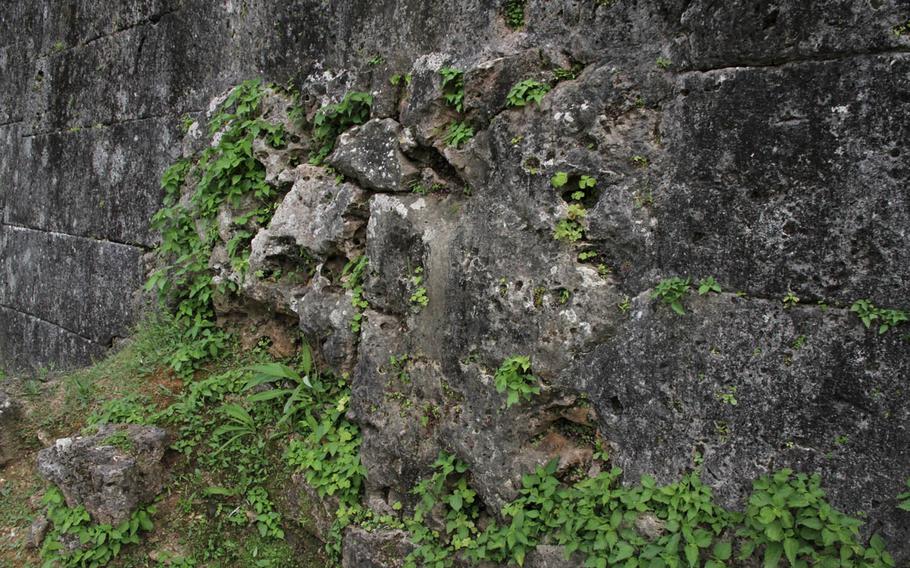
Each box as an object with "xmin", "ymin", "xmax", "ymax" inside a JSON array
[
  {"xmin": 146, "ymin": 79, "xmax": 282, "ymax": 375},
  {"xmin": 367, "ymin": 54, "xmax": 383, "ymax": 66},
  {"xmin": 553, "ymin": 65, "xmax": 582, "ymax": 82},
  {"xmin": 493, "ymin": 356, "xmax": 540, "ymax": 408},
  {"xmin": 409, "ymin": 267, "xmax": 429, "ymax": 309},
  {"xmin": 342, "ymin": 256, "xmax": 370, "ymax": 333},
  {"xmin": 652, "ymin": 276, "xmax": 691, "ymax": 315},
  {"xmin": 553, "ymin": 219, "xmax": 584, "ymax": 242},
  {"xmin": 551, "ymin": 172, "xmax": 596, "ymax": 243},
  {"xmin": 715, "ymin": 385, "xmax": 738, "ymax": 406},
  {"xmin": 899, "ymin": 480, "xmax": 910, "ymax": 511},
  {"xmin": 783, "ymin": 289, "xmax": 799, "ymax": 308},
  {"xmin": 791, "ymin": 335, "xmax": 807, "ymax": 350},
  {"xmin": 439, "ymin": 67, "xmax": 465, "ymax": 112},
  {"xmin": 893, "ymin": 20, "xmax": 910, "ymax": 36},
  {"xmin": 698, "ymin": 276, "xmax": 722, "ymax": 295},
  {"xmin": 503, "ymin": 0, "xmax": 526, "ymax": 29},
  {"xmin": 506, "ymin": 79, "xmax": 551, "ymax": 107},
  {"xmin": 390, "ymin": 73, "xmax": 413, "ymax": 86},
  {"xmin": 443, "ymin": 121, "xmax": 474, "ymax": 148},
  {"xmin": 656, "ymin": 56, "xmax": 673, "ymax": 70},
  {"xmin": 851, "ymin": 300, "xmax": 908, "ymax": 334},
  {"xmin": 631, "ymin": 154, "xmax": 650, "ymax": 168},
  {"xmin": 617, "ymin": 295, "xmax": 631, "ymax": 314},
  {"xmin": 737, "ymin": 469, "xmax": 893, "ymax": 567},
  {"xmin": 100, "ymin": 430, "xmax": 135, "ymax": 452},
  {"xmin": 311, "ymin": 91, "xmax": 373, "ymax": 164},
  {"xmin": 40, "ymin": 487, "xmax": 155, "ymax": 567}
]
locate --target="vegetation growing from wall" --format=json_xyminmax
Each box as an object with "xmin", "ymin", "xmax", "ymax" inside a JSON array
[
  {"xmin": 400, "ymin": 455, "xmax": 897, "ymax": 568},
  {"xmin": 145, "ymin": 79, "xmax": 285, "ymax": 377}
]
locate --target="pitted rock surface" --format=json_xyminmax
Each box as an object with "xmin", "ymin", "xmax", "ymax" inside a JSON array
[{"xmin": 36, "ymin": 424, "xmax": 170, "ymax": 525}]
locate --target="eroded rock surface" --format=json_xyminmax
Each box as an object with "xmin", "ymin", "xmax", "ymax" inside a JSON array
[{"xmin": 36, "ymin": 424, "xmax": 170, "ymax": 525}]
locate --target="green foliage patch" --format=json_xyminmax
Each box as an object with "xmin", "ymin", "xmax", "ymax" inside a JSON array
[
  {"xmin": 507, "ymin": 79, "xmax": 551, "ymax": 108},
  {"xmin": 493, "ymin": 356, "xmax": 540, "ymax": 408},
  {"xmin": 40, "ymin": 487, "xmax": 155, "ymax": 568},
  {"xmin": 402, "ymin": 457, "xmax": 896, "ymax": 568},
  {"xmin": 311, "ymin": 91, "xmax": 373, "ymax": 164},
  {"xmin": 851, "ymin": 300, "xmax": 908, "ymax": 334}
]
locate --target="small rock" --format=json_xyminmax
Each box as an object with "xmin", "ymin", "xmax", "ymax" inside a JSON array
[
  {"xmin": 342, "ymin": 527, "xmax": 414, "ymax": 568},
  {"xmin": 36, "ymin": 424, "xmax": 170, "ymax": 525},
  {"xmin": 25, "ymin": 515, "xmax": 49, "ymax": 549},
  {"xmin": 635, "ymin": 512, "xmax": 666, "ymax": 539}
]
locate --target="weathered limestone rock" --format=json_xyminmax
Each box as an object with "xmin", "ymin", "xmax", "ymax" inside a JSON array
[
  {"xmin": 0, "ymin": 390, "xmax": 19, "ymax": 467},
  {"xmin": 295, "ymin": 275, "xmax": 359, "ymax": 372},
  {"xmin": 25, "ymin": 515, "xmax": 49, "ymax": 549},
  {"xmin": 342, "ymin": 527, "xmax": 414, "ymax": 568},
  {"xmin": 249, "ymin": 165, "xmax": 367, "ymax": 266},
  {"xmin": 36, "ymin": 424, "xmax": 170, "ymax": 525},
  {"xmin": 328, "ymin": 118, "xmax": 420, "ymax": 192},
  {"xmin": 281, "ymin": 472, "xmax": 339, "ymax": 542}
]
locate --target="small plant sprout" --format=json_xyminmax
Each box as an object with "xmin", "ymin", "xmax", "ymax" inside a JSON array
[
  {"xmin": 656, "ymin": 56, "xmax": 672, "ymax": 70},
  {"xmin": 652, "ymin": 277, "xmax": 691, "ymax": 315},
  {"xmin": 553, "ymin": 219, "xmax": 583, "ymax": 242},
  {"xmin": 439, "ymin": 67, "xmax": 465, "ymax": 111},
  {"xmin": 782, "ymin": 289, "xmax": 799, "ymax": 308},
  {"xmin": 617, "ymin": 295, "xmax": 631, "ymax": 313},
  {"xmin": 698, "ymin": 276, "xmax": 721, "ymax": 295},
  {"xmin": 342, "ymin": 255, "xmax": 370, "ymax": 332},
  {"xmin": 506, "ymin": 79, "xmax": 551, "ymax": 107},
  {"xmin": 631, "ymin": 155, "xmax": 649, "ymax": 168},
  {"xmin": 503, "ymin": 0, "xmax": 526, "ymax": 28},
  {"xmin": 409, "ymin": 267, "xmax": 429, "ymax": 308},
  {"xmin": 443, "ymin": 121, "xmax": 474, "ymax": 148},
  {"xmin": 389, "ymin": 74, "xmax": 412, "ymax": 86},
  {"xmin": 715, "ymin": 385, "xmax": 738, "ymax": 406},
  {"xmin": 494, "ymin": 356, "xmax": 540, "ymax": 408},
  {"xmin": 851, "ymin": 299, "xmax": 908, "ymax": 334},
  {"xmin": 551, "ymin": 171, "xmax": 569, "ymax": 188}
]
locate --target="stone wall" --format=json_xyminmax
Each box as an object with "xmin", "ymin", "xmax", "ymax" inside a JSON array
[
  {"xmin": 2, "ymin": 0, "xmax": 909, "ymax": 560},
  {"xmin": 0, "ymin": 0, "xmax": 504, "ymax": 370}
]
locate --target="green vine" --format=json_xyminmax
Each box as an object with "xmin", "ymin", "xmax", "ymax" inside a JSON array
[{"xmin": 145, "ymin": 79, "xmax": 286, "ymax": 376}]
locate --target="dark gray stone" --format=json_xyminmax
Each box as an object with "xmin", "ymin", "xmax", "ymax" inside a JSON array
[
  {"xmin": 36, "ymin": 424, "xmax": 170, "ymax": 525},
  {"xmin": 342, "ymin": 527, "xmax": 414, "ymax": 568},
  {"xmin": 328, "ymin": 118, "xmax": 420, "ymax": 192},
  {"xmin": 25, "ymin": 515, "xmax": 49, "ymax": 549}
]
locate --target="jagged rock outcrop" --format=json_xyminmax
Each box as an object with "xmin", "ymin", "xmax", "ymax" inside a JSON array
[
  {"xmin": 36, "ymin": 424, "xmax": 170, "ymax": 525},
  {"xmin": 4, "ymin": 0, "xmax": 910, "ymax": 564}
]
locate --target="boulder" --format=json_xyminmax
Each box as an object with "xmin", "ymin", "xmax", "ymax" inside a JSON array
[
  {"xmin": 328, "ymin": 118, "xmax": 420, "ymax": 192},
  {"xmin": 342, "ymin": 527, "xmax": 414, "ymax": 568},
  {"xmin": 36, "ymin": 424, "xmax": 170, "ymax": 525},
  {"xmin": 248, "ymin": 165, "xmax": 367, "ymax": 266}
]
